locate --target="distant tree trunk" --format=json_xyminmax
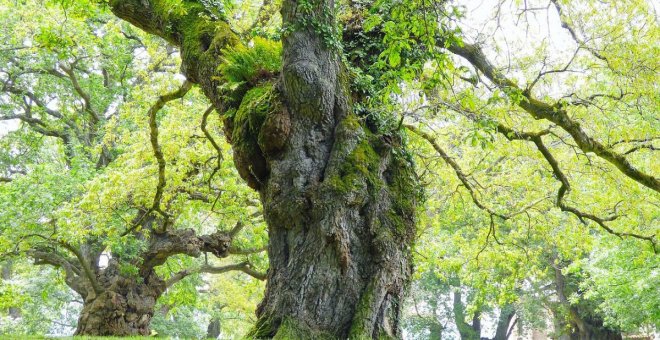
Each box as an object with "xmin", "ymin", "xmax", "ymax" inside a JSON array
[
  {"xmin": 69, "ymin": 228, "xmax": 231, "ymax": 336},
  {"xmin": 570, "ymin": 328, "xmax": 622, "ymax": 340},
  {"xmin": 206, "ymin": 317, "xmax": 221, "ymax": 339},
  {"xmin": 453, "ymin": 290, "xmax": 480, "ymax": 340},
  {"xmin": 493, "ymin": 304, "xmax": 515, "ymax": 340},
  {"xmin": 453, "ymin": 289, "xmax": 515, "ymax": 340},
  {"xmin": 553, "ymin": 311, "xmax": 623, "ymax": 340},
  {"xmin": 74, "ymin": 261, "xmax": 164, "ymax": 336},
  {"xmin": 1, "ymin": 261, "xmax": 21, "ymax": 318},
  {"xmin": 552, "ymin": 265, "xmax": 622, "ymax": 340},
  {"xmin": 429, "ymin": 322, "xmax": 443, "ymax": 339}
]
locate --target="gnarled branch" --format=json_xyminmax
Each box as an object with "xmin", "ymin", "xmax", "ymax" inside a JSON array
[
  {"xmin": 201, "ymin": 261, "xmax": 266, "ymax": 281},
  {"xmin": 141, "ymin": 228, "xmax": 232, "ymax": 271},
  {"xmin": 30, "ymin": 248, "xmax": 87, "ymax": 296},
  {"xmin": 147, "ymin": 80, "xmax": 192, "ymax": 230},
  {"xmin": 405, "ymin": 123, "xmax": 508, "ymax": 220},
  {"xmin": 165, "ymin": 261, "xmax": 266, "ymax": 288},
  {"xmin": 446, "ymin": 42, "xmax": 659, "ymax": 192},
  {"xmin": 58, "ymin": 241, "xmax": 104, "ymax": 295},
  {"xmin": 406, "ymin": 109, "xmax": 656, "ymax": 250}
]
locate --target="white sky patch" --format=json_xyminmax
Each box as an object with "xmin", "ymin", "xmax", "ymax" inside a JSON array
[
  {"xmin": 0, "ymin": 120, "xmax": 19, "ymax": 137},
  {"xmin": 455, "ymin": 0, "xmax": 578, "ymax": 96},
  {"xmin": 98, "ymin": 251, "xmax": 111, "ymax": 269}
]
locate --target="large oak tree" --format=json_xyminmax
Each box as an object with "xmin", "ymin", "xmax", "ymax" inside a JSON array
[{"xmin": 1, "ymin": 0, "xmax": 657, "ymax": 338}]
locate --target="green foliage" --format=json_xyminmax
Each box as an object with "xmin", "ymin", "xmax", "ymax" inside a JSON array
[
  {"xmin": 0, "ymin": 264, "xmax": 80, "ymax": 335},
  {"xmin": 363, "ymin": 0, "xmax": 462, "ymax": 97},
  {"xmin": 401, "ymin": 0, "xmax": 659, "ymax": 336},
  {"xmin": 150, "ymin": 305, "xmax": 207, "ymax": 338},
  {"xmin": 204, "ymin": 271, "xmax": 265, "ymax": 338},
  {"xmin": 219, "ymin": 37, "xmax": 282, "ymax": 87},
  {"xmin": 580, "ymin": 241, "xmax": 660, "ymax": 330}
]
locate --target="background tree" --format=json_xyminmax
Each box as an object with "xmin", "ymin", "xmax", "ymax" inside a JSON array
[
  {"xmin": 403, "ymin": 0, "xmax": 658, "ymax": 338},
  {"xmin": 0, "ymin": 1, "xmax": 266, "ymax": 335}
]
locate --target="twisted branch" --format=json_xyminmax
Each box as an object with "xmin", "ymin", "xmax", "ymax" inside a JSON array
[
  {"xmin": 446, "ymin": 42, "xmax": 659, "ymax": 192},
  {"xmin": 147, "ymin": 81, "xmax": 193, "ymax": 230}
]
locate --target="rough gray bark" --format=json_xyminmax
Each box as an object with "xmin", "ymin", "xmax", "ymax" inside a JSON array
[
  {"xmin": 249, "ymin": 1, "xmax": 417, "ymax": 337},
  {"xmin": 109, "ymin": 0, "xmax": 419, "ymax": 338},
  {"xmin": 74, "ymin": 260, "xmax": 164, "ymax": 335}
]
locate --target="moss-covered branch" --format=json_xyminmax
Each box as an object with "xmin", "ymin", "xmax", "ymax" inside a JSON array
[
  {"xmin": 109, "ymin": 0, "xmax": 240, "ymax": 107},
  {"xmin": 148, "ymin": 81, "xmax": 192, "ymax": 229}
]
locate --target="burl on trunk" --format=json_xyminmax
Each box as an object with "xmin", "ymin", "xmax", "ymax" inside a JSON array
[{"xmin": 71, "ymin": 229, "xmax": 231, "ymax": 335}]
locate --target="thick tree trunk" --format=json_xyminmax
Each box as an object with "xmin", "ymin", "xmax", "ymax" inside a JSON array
[
  {"xmin": 74, "ymin": 261, "xmax": 165, "ymax": 336},
  {"xmin": 251, "ymin": 110, "xmax": 417, "ymax": 338},
  {"xmin": 241, "ymin": 1, "xmax": 418, "ymax": 337},
  {"xmin": 108, "ymin": 0, "xmax": 419, "ymax": 337}
]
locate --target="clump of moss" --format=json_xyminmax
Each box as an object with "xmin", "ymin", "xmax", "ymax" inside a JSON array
[
  {"xmin": 249, "ymin": 316, "xmax": 334, "ymax": 339},
  {"xmin": 234, "ymin": 84, "xmax": 275, "ymax": 134},
  {"xmin": 219, "ymin": 37, "xmax": 282, "ymax": 86},
  {"xmin": 150, "ymin": 1, "xmax": 239, "ymax": 83},
  {"xmin": 248, "ymin": 315, "xmax": 276, "ymax": 338},
  {"xmin": 230, "ymin": 84, "xmax": 275, "ymax": 189},
  {"xmin": 348, "ymin": 279, "xmax": 379, "ymax": 339},
  {"xmin": 228, "ymin": 82, "xmax": 288, "ymax": 189},
  {"xmin": 273, "ymin": 318, "xmax": 335, "ymax": 340},
  {"xmin": 324, "ymin": 114, "xmax": 382, "ymax": 197},
  {"xmin": 323, "ymin": 113, "xmax": 419, "ymax": 243},
  {"xmin": 386, "ymin": 150, "xmax": 418, "ymax": 218}
]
